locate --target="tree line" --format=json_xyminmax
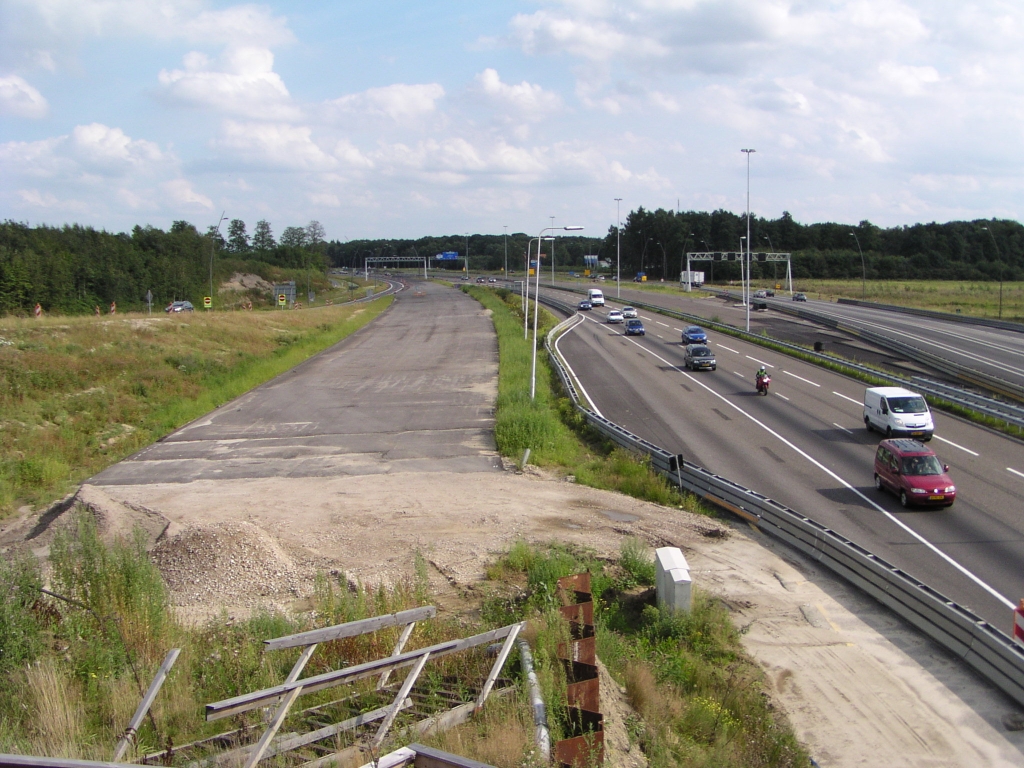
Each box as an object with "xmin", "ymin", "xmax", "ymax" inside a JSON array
[
  {"xmin": 2, "ymin": 211, "xmax": 1021, "ymax": 315},
  {"xmin": 0, "ymin": 219, "xmax": 328, "ymax": 315}
]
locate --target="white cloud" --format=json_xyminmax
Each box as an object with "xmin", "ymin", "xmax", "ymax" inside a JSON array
[
  {"xmin": 162, "ymin": 178, "xmax": 213, "ymax": 209},
  {"xmin": 473, "ymin": 69, "xmax": 562, "ymax": 119},
  {"xmin": 180, "ymin": 5, "xmax": 296, "ymax": 47},
  {"xmin": 214, "ymin": 120, "xmax": 336, "ymax": 170},
  {"xmin": 18, "ymin": 188, "xmax": 61, "ymax": 207},
  {"xmin": 159, "ymin": 47, "xmax": 299, "ymax": 120},
  {"xmin": 326, "ymin": 83, "xmax": 446, "ymax": 123},
  {"xmin": 71, "ymin": 123, "xmax": 163, "ymax": 173},
  {"xmin": 0, "ymin": 74, "xmax": 48, "ymax": 117},
  {"xmin": 878, "ymin": 61, "xmax": 941, "ymax": 95}
]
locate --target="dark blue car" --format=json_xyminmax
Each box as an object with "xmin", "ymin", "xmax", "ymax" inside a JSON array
[
  {"xmin": 682, "ymin": 325, "xmax": 708, "ymax": 344},
  {"xmin": 625, "ymin": 319, "xmax": 645, "ymax": 336}
]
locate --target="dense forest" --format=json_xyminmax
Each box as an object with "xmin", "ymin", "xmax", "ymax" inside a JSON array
[{"xmin": 1, "ymin": 210, "xmax": 1021, "ymax": 315}]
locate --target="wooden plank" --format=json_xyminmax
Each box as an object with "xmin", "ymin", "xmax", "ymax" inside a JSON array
[
  {"xmin": 207, "ymin": 625, "xmax": 518, "ymax": 721},
  {"xmin": 473, "ymin": 622, "xmax": 522, "ymax": 712},
  {"xmin": 372, "ymin": 653, "xmax": 430, "ymax": 747},
  {"xmin": 242, "ymin": 685, "xmax": 303, "ymax": 768},
  {"xmin": 264, "ymin": 608, "xmax": 436, "ymax": 651},
  {"xmin": 112, "ymin": 648, "xmax": 180, "ymax": 761},
  {"xmin": 378, "ymin": 621, "xmax": 417, "ymax": 689}
]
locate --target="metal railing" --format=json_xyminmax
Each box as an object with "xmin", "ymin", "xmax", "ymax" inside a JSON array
[
  {"xmin": 542, "ymin": 310, "xmax": 1024, "ymax": 708},
  {"xmin": 835, "ymin": 297, "xmax": 1024, "ymax": 334}
]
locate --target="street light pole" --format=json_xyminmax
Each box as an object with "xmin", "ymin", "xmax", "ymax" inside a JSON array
[
  {"xmin": 465, "ymin": 232, "xmax": 469, "ymax": 278},
  {"xmin": 532, "ymin": 226, "xmax": 583, "ymax": 401},
  {"xmin": 680, "ymin": 232, "xmax": 694, "ymax": 290},
  {"xmin": 210, "ymin": 212, "xmax": 227, "ymax": 310},
  {"xmin": 503, "ymin": 225, "xmax": 508, "ymax": 280},
  {"xmin": 849, "ymin": 231, "xmax": 866, "ymax": 297},
  {"xmin": 614, "ymin": 198, "xmax": 622, "ymax": 298},
  {"xmin": 981, "ymin": 226, "xmax": 1003, "ymax": 318},
  {"xmin": 741, "ymin": 148, "xmax": 755, "ymax": 332}
]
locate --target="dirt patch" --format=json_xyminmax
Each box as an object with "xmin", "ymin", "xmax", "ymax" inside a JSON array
[
  {"xmin": 5, "ymin": 469, "xmax": 1024, "ymax": 766},
  {"xmin": 221, "ymin": 272, "xmax": 273, "ymax": 294}
]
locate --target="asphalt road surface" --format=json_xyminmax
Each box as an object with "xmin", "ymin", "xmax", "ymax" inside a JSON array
[
  {"xmin": 546, "ymin": 277, "xmax": 1024, "ymax": 392},
  {"xmin": 552, "ymin": 296, "xmax": 1024, "ymax": 630},
  {"xmin": 90, "ymin": 282, "xmax": 502, "ymax": 485}
]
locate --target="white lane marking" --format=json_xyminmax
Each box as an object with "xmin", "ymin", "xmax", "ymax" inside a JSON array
[
  {"xmin": 1008, "ymin": 468, "xmax": 1024, "ymax": 480},
  {"xmin": 656, "ymin": 321, "xmax": 670, "ymax": 327},
  {"xmin": 832, "ymin": 423, "xmax": 853, "ymax": 434},
  {"xmin": 733, "ymin": 372, "xmax": 745, "ymax": 379},
  {"xmin": 746, "ymin": 355, "xmax": 774, "ymax": 368},
  {"xmin": 673, "ymin": 327, "xmax": 683, "ymax": 332},
  {"xmin": 615, "ymin": 335, "xmax": 1014, "ymax": 610},
  {"xmin": 776, "ymin": 393, "xmax": 790, "ymax": 401},
  {"xmin": 718, "ymin": 344, "xmax": 739, "ymax": 354},
  {"xmin": 833, "ymin": 391, "xmax": 862, "ymax": 406},
  {"xmin": 557, "ymin": 316, "xmax": 604, "ymax": 417},
  {"xmin": 656, "ymin": 334, "xmax": 663, "ymax": 339},
  {"xmin": 783, "ymin": 370, "xmax": 821, "ymax": 387},
  {"xmin": 932, "ymin": 435, "xmax": 979, "ymax": 457}
]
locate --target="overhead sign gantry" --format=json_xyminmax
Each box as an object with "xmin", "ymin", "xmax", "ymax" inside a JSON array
[{"xmin": 681, "ymin": 251, "xmax": 793, "ymax": 295}]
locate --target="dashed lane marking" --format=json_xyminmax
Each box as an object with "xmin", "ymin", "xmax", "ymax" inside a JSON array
[
  {"xmin": 746, "ymin": 355, "xmax": 774, "ymax": 368},
  {"xmin": 783, "ymin": 370, "xmax": 820, "ymax": 387},
  {"xmin": 718, "ymin": 344, "xmax": 739, "ymax": 353},
  {"xmin": 833, "ymin": 391, "xmax": 861, "ymax": 406},
  {"xmin": 832, "ymin": 423, "xmax": 853, "ymax": 434},
  {"xmin": 932, "ymin": 435, "xmax": 979, "ymax": 457}
]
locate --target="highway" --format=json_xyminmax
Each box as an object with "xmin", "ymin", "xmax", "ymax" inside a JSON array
[
  {"xmin": 541, "ymin": 278, "xmax": 1024, "ymax": 397},
  {"xmin": 546, "ymin": 290, "xmax": 1024, "ymax": 630}
]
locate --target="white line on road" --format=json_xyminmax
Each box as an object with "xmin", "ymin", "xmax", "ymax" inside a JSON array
[
  {"xmin": 783, "ymin": 370, "xmax": 821, "ymax": 387},
  {"xmin": 656, "ymin": 321, "xmax": 670, "ymax": 327},
  {"xmin": 1008, "ymin": 468, "xmax": 1024, "ymax": 480},
  {"xmin": 833, "ymin": 391, "xmax": 862, "ymax": 406},
  {"xmin": 656, "ymin": 335, "xmax": 663, "ymax": 339},
  {"xmin": 614, "ymin": 335, "xmax": 1013, "ymax": 610},
  {"xmin": 776, "ymin": 393, "xmax": 790, "ymax": 401},
  {"xmin": 746, "ymin": 355, "xmax": 774, "ymax": 368},
  {"xmin": 556, "ymin": 316, "xmax": 604, "ymax": 418},
  {"xmin": 832, "ymin": 423, "xmax": 853, "ymax": 434},
  {"xmin": 718, "ymin": 344, "xmax": 739, "ymax": 354},
  {"xmin": 932, "ymin": 435, "xmax": 979, "ymax": 457}
]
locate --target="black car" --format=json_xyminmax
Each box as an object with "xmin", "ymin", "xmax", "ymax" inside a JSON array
[
  {"xmin": 683, "ymin": 344, "xmax": 716, "ymax": 371},
  {"xmin": 793, "ymin": 292, "xmax": 807, "ymax": 302},
  {"xmin": 765, "ymin": 288, "xmax": 775, "ymax": 297},
  {"xmin": 578, "ymin": 300, "xmax": 593, "ymax": 311}
]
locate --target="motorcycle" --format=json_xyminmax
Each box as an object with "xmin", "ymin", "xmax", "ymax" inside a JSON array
[{"xmin": 756, "ymin": 374, "xmax": 771, "ymax": 395}]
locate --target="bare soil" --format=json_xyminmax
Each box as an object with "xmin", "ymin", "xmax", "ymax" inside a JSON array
[{"xmin": 3, "ymin": 467, "xmax": 1024, "ymax": 766}]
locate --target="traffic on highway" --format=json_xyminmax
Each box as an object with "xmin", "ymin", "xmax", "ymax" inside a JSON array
[{"xmin": 547, "ymin": 289, "xmax": 1024, "ymax": 630}]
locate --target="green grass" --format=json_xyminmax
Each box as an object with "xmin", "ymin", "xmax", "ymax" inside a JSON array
[
  {"xmin": 0, "ymin": 298, "xmax": 392, "ymax": 517},
  {"xmin": 465, "ymin": 286, "xmax": 713, "ymax": 512},
  {"xmin": 0, "ymin": 511, "xmax": 490, "ymax": 762},
  {"xmin": 482, "ymin": 540, "xmax": 809, "ymax": 768}
]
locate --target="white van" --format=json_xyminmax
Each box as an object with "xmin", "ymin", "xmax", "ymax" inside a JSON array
[
  {"xmin": 863, "ymin": 387, "xmax": 933, "ymax": 440},
  {"xmin": 587, "ymin": 288, "xmax": 605, "ymax": 306}
]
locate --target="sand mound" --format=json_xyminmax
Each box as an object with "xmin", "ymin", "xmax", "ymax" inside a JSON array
[
  {"xmin": 151, "ymin": 521, "xmax": 311, "ymax": 607},
  {"xmin": 221, "ymin": 272, "xmax": 273, "ymax": 294}
]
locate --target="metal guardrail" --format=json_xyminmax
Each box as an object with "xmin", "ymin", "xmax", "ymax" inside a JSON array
[
  {"xmin": 542, "ymin": 314, "xmax": 1024, "ymax": 708},
  {"xmin": 836, "ymin": 297, "xmax": 1024, "ymax": 334},
  {"xmin": 539, "ymin": 286, "xmax": 1024, "ymax": 430}
]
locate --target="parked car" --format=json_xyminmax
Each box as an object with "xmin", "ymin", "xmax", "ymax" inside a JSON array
[
  {"xmin": 683, "ymin": 344, "xmax": 717, "ymax": 371},
  {"xmin": 625, "ymin": 319, "xmax": 645, "ymax": 336},
  {"xmin": 578, "ymin": 300, "xmax": 593, "ymax": 311},
  {"xmin": 165, "ymin": 300, "xmax": 194, "ymax": 313},
  {"xmin": 606, "ymin": 309, "xmax": 624, "ymax": 324},
  {"xmin": 874, "ymin": 439, "xmax": 956, "ymax": 508},
  {"xmin": 793, "ymin": 292, "xmax": 807, "ymax": 301},
  {"xmin": 621, "ymin": 306, "xmax": 638, "ymax": 318},
  {"xmin": 681, "ymin": 325, "xmax": 708, "ymax": 344}
]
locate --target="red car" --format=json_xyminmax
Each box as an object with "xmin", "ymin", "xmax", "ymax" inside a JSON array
[{"xmin": 873, "ymin": 439, "xmax": 956, "ymax": 508}]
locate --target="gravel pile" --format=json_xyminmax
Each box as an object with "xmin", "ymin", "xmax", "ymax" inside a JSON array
[{"xmin": 151, "ymin": 521, "xmax": 312, "ymax": 607}]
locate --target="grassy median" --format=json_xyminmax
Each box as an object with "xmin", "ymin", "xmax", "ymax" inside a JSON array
[
  {"xmin": 464, "ymin": 285, "xmax": 706, "ymax": 511},
  {"xmin": 0, "ymin": 298, "xmax": 392, "ymax": 518}
]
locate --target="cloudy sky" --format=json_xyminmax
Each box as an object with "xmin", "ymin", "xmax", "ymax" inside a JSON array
[{"xmin": 1, "ymin": 0, "xmax": 1022, "ymax": 241}]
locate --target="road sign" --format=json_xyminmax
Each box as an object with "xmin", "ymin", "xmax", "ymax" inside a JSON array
[
  {"xmin": 203, "ymin": 296, "xmax": 212, "ymax": 308},
  {"xmin": 278, "ymin": 293, "xmax": 286, "ymax": 307},
  {"xmin": 435, "ymin": 251, "xmax": 459, "ymax": 260}
]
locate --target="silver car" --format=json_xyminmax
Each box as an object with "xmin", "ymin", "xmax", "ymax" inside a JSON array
[
  {"xmin": 621, "ymin": 306, "xmax": 638, "ymax": 318},
  {"xmin": 606, "ymin": 309, "xmax": 624, "ymax": 324}
]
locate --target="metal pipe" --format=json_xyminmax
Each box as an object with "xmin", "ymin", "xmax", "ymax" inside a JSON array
[{"xmin": 517, "ymin": 640, "xmax": 550, "ymax": 762}]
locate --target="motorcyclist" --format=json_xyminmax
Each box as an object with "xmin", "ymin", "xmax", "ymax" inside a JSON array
[{"xmin": 755, "ymin": 365, "xmax": 767, "ymax": 384}]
